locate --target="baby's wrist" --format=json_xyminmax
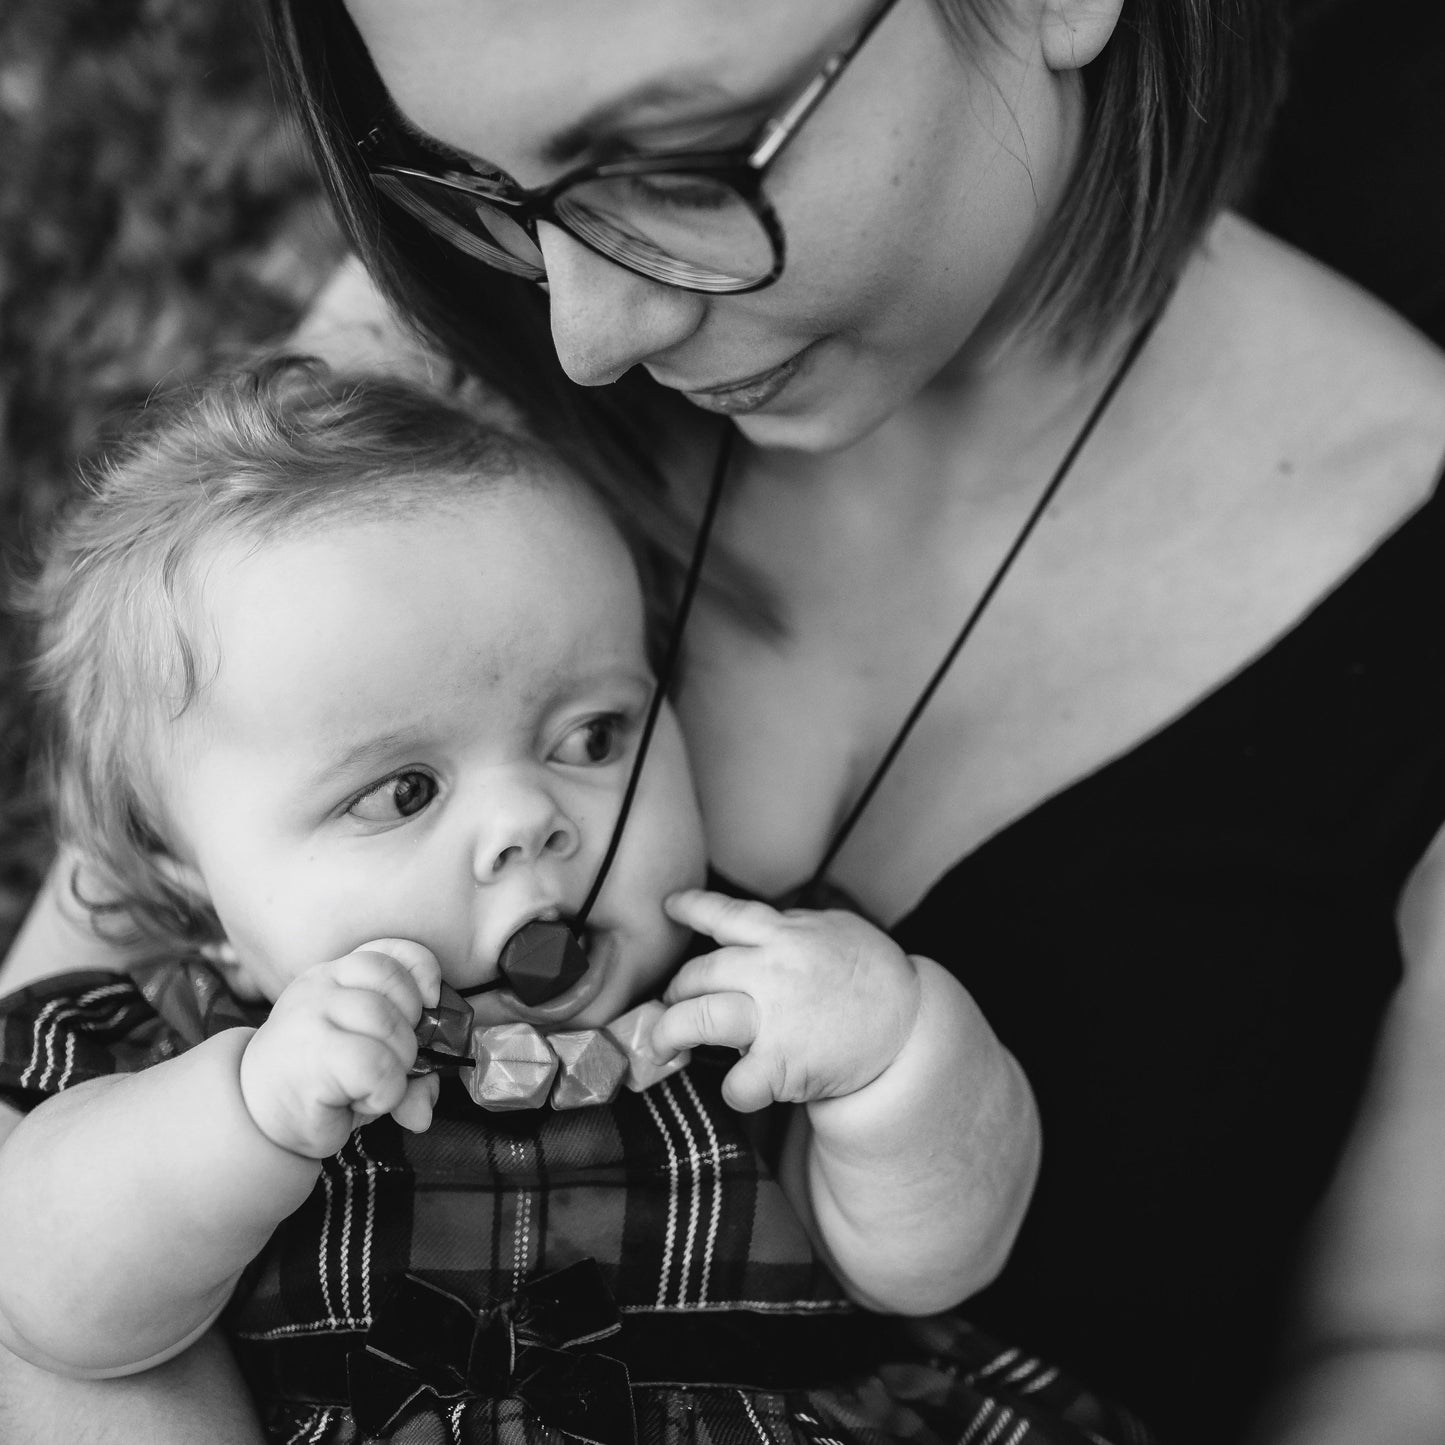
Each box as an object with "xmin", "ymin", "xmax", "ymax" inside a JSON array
[
  {"xmin": 839, "ymin": 948, "xmax": 929, "ymax": 1101},
  {"xmin": 807, "ymin": 957, "xmax": 1014, "ymax": 1143},
  {"xmin": 166, "ymin": 1029, "xmax": 323, "ymax": 1220},
  {"xmin": 234, "ymin": 1028, "xmax": 332, "ymax": 1165}
]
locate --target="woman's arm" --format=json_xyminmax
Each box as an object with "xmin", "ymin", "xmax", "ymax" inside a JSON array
[
  {"xmin": 1250, "ymin": 828, "xmax": 1445, "ymax": 1443},
  {"xmin": 0, "ymin": 1316, "xmax": 268, "ymax": 1445}
]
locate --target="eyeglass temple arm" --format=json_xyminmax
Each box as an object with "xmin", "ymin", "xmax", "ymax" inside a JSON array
[{"xmin": 749, "ymin": 0, "xmax": 903, "ymax": 170}]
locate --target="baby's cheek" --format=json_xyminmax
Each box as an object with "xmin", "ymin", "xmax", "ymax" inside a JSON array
[{"xmin": 640, "ymin": 912, "xmax": 695, "ymax": 994}]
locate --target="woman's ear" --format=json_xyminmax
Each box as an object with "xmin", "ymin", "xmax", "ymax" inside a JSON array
[{"xmin": 1038, "ymin": 0, "xmax": 1124, "ymax": 72}]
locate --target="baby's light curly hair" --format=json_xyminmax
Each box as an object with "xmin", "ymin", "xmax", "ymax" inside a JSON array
[{"xmin": 21, "ymin": 356, "xmax": 634, "ymax": 952}]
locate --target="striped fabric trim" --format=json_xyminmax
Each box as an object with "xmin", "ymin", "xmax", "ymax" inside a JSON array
[{"xmin": 19, "ymin": 981, "xmax": 136, "ymax": 1094}]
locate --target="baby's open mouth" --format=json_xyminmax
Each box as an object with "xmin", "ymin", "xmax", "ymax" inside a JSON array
[{"xmin": 457, "ymin": 916, "xmax": 593, "ymax": 1006}]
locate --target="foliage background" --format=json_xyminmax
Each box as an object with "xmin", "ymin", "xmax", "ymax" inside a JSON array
[{"xmin": 0, "ymin": 0, "xmax": 346, "ymax": 953}]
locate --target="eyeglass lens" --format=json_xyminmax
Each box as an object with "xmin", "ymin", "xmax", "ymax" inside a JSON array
[{"xmin": 375, "ymin": 168, "xmax": 776, "ymax": 292}]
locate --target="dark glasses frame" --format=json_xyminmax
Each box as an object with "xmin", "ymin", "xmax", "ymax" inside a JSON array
[{"xmin": 358, "ymin": 0, "xmax": 904, "ymax": 295}]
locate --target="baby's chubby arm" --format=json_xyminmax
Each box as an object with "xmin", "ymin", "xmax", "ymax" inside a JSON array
[
  {"xmin": 653, "ymin": 891, "xmax": 1040, "ymax": 1316},
  {"xmin": 0, "ymin": 940, "xmax": 440, "ymax": 1378}
]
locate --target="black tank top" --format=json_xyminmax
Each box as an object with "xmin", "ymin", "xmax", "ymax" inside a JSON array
[{"xmin": 891, "ymin": 463, "xmax": 1445, "ymax": 1441}]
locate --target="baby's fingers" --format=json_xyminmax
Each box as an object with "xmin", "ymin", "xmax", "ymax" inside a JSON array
[
  {"xmin": 325, "ymin": 986, "xmax": 420, "ymax": 1070},
  {"xmin": 331, "ymin": 1033, "xmax": 414, "ymax": 1119},
  {"xmin": 652, "ymin": 991, "xmax": 758, "ymax": 1057},
  {"xmin": 664, "ymin": 890, "xmax": 780, "ymax": 946},
  {"xmin": 390, "ymin": 1073, "xmax": 440, "ymax": 1134},
  {"xmin": 334, "ymin": 940, "xmax": 441, "ymax": 1023},
  {"xmin": 721, "ymin": 1054, "xmax": 777, "ymax": 1114}
]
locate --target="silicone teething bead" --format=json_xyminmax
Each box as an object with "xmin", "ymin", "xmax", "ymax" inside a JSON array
[
  {"xmin": 497, "ymin": 919, "xmax": 590, "ymax": 1006},
  {"xmin": 415, "ymin": 982, "xmax": 474, "ymax": 1057},
  {"xmin": 548, "ymin": 1029, "xmax": 628, "ymax": 1110},
  {"xmin": 461, "ymin": 1023, "xmax": 558, "ymax": 1111},
  {"xmin": 605, "ymin": 1001, "xmax": 690, "ymax": 1092}
]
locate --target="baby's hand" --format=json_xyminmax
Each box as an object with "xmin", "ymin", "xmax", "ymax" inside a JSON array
[
  {"xmin": 654, "ymin": 890, "xmax": 920, "ymax": 1113},
  {"xmin": 239, "ymin": 940, "xmax": 442, "ymax": 1159}
]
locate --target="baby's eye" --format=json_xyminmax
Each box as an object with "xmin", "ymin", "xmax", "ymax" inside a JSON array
[
  {"xmin": 348, "ymin": 770, "xmax": 438, "ymax": 822},
  {"xmin": 553, "ymin": 715, "xmax": 627, "ymax": 767}
]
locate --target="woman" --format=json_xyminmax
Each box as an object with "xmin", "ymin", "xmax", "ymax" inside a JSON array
[{"xmin": 3, "ymin": 1, "xmax": 1445, "ymax": 1441}]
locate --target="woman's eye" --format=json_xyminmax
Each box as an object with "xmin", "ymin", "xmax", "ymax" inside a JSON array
[
  {"xmin": 348, "ymin": 770, "xmax": 438, "ymax": 823},
  {"xmin": 618, "ymin": 172, "xmax": 734, "ymax": 212},
  {"xmin": 554, "ymin": 716, "xmax": 626, "ymax": 766}
]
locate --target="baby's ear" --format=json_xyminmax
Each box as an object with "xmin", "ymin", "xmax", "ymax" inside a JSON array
[
  {"xmin": 197, "ymin": 937, "xmax": 267, "ymax": 1000},
  {"xmin": 147, "ymin": 855, "xmax": 263, "ymax": 1000},
  {"xmin": 149, "ymin": 852, "xmax": 210, "ymax": 909}
]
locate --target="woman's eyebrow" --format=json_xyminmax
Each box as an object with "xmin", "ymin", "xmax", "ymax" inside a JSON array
[
  {"xmin": 538, "ymin": 78, "xmax": 737, "ymax": 167},
  {"xmin": 388, "ymin": 103, "xmax": 482, "ymax": 165}
]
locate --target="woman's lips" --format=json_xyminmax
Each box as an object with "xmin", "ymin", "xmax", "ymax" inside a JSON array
[{"xmin": 674, "ymin": 345, "xmax": 813, "ymax": 415}]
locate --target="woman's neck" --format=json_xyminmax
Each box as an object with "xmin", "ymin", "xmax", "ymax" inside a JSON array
[{"xmin": 724, "ymin": 315, "xmax": 1143, "ymax": 556}]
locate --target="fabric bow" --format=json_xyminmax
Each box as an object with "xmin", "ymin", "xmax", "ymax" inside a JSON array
[{"xmin": 348, "ymin": 1258, "xmax": 636, "ymax": 1444}]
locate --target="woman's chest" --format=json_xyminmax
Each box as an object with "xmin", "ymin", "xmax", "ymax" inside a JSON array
[{"xmin": 677, "ymin": 436, "xmax": 1444, "ymax": 924}]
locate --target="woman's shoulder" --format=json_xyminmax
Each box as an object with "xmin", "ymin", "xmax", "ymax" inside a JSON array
[
  {"xmin": 1141, "ymin": 213, "xmax": 1445, "ymax": 564},
  {"xmin": 1180, "ymin": 214, "xmax": 1445, "ymax": 478}
]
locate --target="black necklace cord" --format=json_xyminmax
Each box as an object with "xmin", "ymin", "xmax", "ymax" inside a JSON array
[
  {"xmin": 801, "ymin": 309, "xmax": 1164, "ymax": 893},
  {"xmin": 575, "ymin": 423, "xmax": 735, "ymax": 925},
  {"xmin": 459, "ymin": 426, "xmax": 735, "ymax": 1005}
]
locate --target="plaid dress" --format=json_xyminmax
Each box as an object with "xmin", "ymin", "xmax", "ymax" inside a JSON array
[{"xmin": 0, "ymin": 964, "xmax": 1154, "ymax": 1445}]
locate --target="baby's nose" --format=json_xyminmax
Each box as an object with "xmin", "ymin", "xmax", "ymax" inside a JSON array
[{"xmin": 476, "ymin": 785, "xmax": 579, "ymax": 881}]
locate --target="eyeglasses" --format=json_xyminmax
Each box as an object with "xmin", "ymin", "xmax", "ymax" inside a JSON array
[{"xmin": 358, "ymin": 0, "xmax": 904, "ymax": 295}]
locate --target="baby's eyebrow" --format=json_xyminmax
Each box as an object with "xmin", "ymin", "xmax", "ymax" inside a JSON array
[{"xmin": 306, "ymin": 730, "xmax": 421, "ymax": 792}]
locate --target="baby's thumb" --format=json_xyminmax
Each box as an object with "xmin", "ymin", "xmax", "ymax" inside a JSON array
[
  {"xmin": 721, "ymin": 1055, "xmax": 775, "ymax": 1114},
  {"xmin": 390, "ymin": 1072, "xmax": 440, "ymax": 1134}
]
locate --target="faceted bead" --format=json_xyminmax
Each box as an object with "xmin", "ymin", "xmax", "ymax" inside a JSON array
[
  {"xmin": 415, "ymin": 981, "xmax": 474, "ymax": 1059},
  {"xmin": 497, "ymin": 920, "xmax": 590, "ymax": 1006},
  {"xmin": 461, "ymin": 1023, "xmax": 558, "ymax": 1111},
  {"xmin": 548, "ymin": 1029, "xmax": 628, "ymax": 1110},
  {"xmin": 605, "ymin": 1001, "xmax": 690, "ymax": 1092}
]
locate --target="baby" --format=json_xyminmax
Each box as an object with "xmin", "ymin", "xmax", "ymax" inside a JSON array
[{"xmin": 0, "ymin": 360, "xmax": 1139, "ymax": 1445}]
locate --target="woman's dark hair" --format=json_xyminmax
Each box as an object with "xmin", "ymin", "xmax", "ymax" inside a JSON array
[
  {"xmin": 940, "ymin": 0, "xmax": 1290, "ymax": 347},
  {"xmin": 262, "ymin": 0, "xmax": 1286, "ymax": 397},
  {"xmin": 262, "ymin": 0, "xmax": 688, "ymax": 519}
]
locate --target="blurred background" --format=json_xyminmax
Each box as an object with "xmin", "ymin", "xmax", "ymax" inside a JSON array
[
  {"xmin": 0, "ymin": 0, "xmax": 1442, "ymax": 956},
  {"xmin": 0, "ymin": 0, "xmax": 347, "ymax": 949}
]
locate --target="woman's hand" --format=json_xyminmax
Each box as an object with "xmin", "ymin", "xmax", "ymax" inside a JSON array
[
  {"xmin": 240, "ymin": 939, "xmax": 441, "ymax": 1158},
  {"xmin": 655, "ymin": 889, "xmax": 921, "ymax": 1113}
]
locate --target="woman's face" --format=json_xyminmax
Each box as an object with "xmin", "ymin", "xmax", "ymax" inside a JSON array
[{"xmin": 343, "ymin": 0, "xmax": 1088, "ymax": 451}]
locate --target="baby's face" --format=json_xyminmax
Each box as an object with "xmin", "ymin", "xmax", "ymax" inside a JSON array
[{"xmin": 161, "ymin": 475, "xmax": 707, "ymax": 1029}]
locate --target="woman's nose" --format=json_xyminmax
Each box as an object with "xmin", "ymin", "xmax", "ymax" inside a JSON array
[
  {"xmin": 474, "ymin": 782, "xmax": 580, "ymax": 882},
  {"xmin": 538, "ymin": 222, "xmax": 707, "ymax": 386}
]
